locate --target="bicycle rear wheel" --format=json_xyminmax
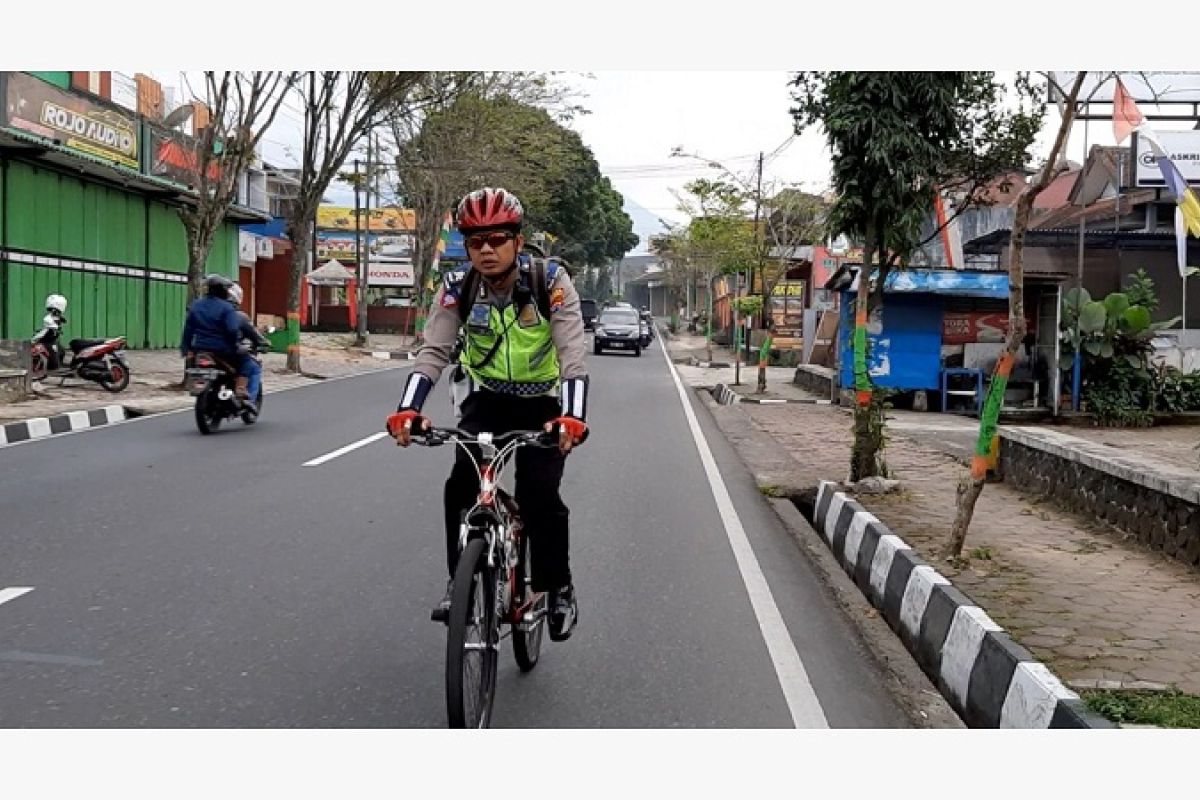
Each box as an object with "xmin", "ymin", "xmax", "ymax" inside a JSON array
[
  {"xmin": 512, "ymin": 532, "xmax": 546, "ymax": 672},
  {"xmin": 446, "ymin": 537, "xmax": 499, "ymax": 728}
]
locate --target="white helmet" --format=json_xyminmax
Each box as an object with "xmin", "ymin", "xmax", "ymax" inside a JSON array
[
  {"xmin": 229, "ymin": 284, "xmax": 244, "ymax": 306},
  {"xmin": 46, "ymin": 294, "xmax": 67, "ymax": 314}
]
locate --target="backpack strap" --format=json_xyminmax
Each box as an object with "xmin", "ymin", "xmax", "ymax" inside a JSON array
[
  {"xmin": 526, "ymin": 255, "xmax": 555, "ymax": 321},
  {"xmin": 451, "ymin": 255, "xmax": 556, "ymax": 326}
]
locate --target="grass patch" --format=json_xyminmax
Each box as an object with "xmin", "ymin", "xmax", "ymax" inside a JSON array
[
  {"xmin": 969, "ymin": 545, "xmax": 995, "ymax": 561},
  {"xmin": 758, "ymin": 484, "xmax": 784, "ymax": 498},
  {"xmin": 1082, "ymin": 689, "xmax": 1200, "ymax": 728}
]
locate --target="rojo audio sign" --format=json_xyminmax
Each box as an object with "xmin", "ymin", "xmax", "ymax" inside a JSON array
[{"xmin": 2, "ymin": 72, "xmax": 139, "ymax": 169}]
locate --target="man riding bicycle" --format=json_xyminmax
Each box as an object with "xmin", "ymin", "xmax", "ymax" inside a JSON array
[{"xmin": 386, "ymin": 187, "xmax": 589, "ymax": 642}]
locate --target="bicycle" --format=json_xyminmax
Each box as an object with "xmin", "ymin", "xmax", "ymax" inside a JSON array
[{"xmin": 413, "ymin": 425, "xmax": 560, "ymax": 728}]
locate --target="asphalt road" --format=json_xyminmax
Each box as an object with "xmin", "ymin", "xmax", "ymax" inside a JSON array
[{"xmin": 0, "ymin": 335, "xmax": 910, "ymax": 728}]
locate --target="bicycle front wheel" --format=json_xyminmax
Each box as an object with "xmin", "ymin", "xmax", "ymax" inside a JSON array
[{"xmin": 446, "ymin": 537, "xmax": 499, "ymax": 728}]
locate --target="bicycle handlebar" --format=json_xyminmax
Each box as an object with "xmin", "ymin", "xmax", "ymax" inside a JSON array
[{"xmin": 412, "ymin": 426, "xmax": 559, "ymax": 449}]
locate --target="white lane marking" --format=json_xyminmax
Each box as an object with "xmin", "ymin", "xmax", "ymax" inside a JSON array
[
  {"xmin": 0, "ymin": 587, "xmax": 34, "ymax": 607},
  {"xmin": 658, "ymin": 341, "xmax": 829, "ymax": 728},
  {"xmin": 303, "ymin": 432, "xmax": 389, "ymax": 467}
]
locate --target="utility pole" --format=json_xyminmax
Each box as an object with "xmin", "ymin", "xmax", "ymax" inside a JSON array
[
  {"xmin": 753, "ymin": 151, "xmax": 769, "ymax": 394},
  {"xmin": 356, "ymin": 134, "xmax": 372, "ymax": 346},
  {"xmin": 353, "ymin": 156, "xmax": 361, "ymax": 335},
  {"xmin": 736, "ymin": 152, "xmax": 764, "ymax": 385}
]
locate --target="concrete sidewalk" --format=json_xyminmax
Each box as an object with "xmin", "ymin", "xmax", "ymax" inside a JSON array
[{"xmin": 664, "ymin": 330, "xmax": 1200, "ymax": 696}]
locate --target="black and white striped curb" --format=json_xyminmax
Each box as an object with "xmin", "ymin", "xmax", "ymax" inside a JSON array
[
  {"xmin": 710, "ymin": 383, "xmax": 832, "ymax": 406},
  {"xmin": 0, "ymin": 405, "xmax": 126, "ymax": 447},
  {"xmin": 738, "ymin": 395, "xmax": 832, "ymax": 405},
  {"xmin": 368, "ymin": 351, "xmax": 416, "ymax": 361},
  {"xmin": 812, "ymin": 480, "xmax": 1114, "ymax": 728},
  {"xmin": 710, "ymin": 384, "xmax": 740, "ymax": 405}
]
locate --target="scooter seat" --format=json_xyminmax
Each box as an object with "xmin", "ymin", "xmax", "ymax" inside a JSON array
[{"xmin": 69, "ymin": 338, "xmax": 109, "ymax": 353}]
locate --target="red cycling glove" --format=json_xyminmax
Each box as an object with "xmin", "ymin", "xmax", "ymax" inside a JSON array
[
  {"xmin": 550, "ymin": 415, "xmax": 589, "ymax": 445},
  {"xmin": 386, "ymin": 409, "xmax": 429, "ymax": 438}
]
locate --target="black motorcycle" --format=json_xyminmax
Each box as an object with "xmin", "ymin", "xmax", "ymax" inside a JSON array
[
  {"xmin": 639, "ymin": 311, "xmax": 656, "ymax": 347},
  {"xmin": 186, "ymin": 345, "xmax": 267, "ymax": 435}
]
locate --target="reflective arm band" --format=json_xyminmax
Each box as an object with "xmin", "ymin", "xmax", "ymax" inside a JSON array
[
  {"xmin": 560, "ymin": 376, "xmax": 589, "ymax": 421},
  {"xmin": 398, "ymin": 372, "xmax": 434, "ymax": 412}
]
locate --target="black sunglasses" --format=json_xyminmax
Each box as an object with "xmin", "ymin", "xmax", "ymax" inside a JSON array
[{"xmin": 466, "ymin": 231, "xmax": 516, "ymax": 251}]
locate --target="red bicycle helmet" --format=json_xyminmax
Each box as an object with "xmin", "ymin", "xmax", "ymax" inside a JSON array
[{"xmin": 455, "ymin": 187, "xmax": 524, "ymax": 232}]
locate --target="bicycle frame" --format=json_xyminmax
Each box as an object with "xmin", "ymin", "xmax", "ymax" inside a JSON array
[{"xmin": 418, "ymin": 427, "xmax": 555, "ymax": 626}]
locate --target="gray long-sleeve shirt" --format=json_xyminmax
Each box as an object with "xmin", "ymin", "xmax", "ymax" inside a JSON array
[{"xmin": 413, "ymin": 265, "xmax": 588, "ymax": 389}]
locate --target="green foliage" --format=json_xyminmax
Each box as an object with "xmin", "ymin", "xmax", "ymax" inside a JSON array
[
  {"xmin": 789, "ymin": 72, "xmax": 1044, "ymax": 265},
  {"xmin": 1124, "ymin": 268, "xmax": 1159, "ymax": 312},
  {"xmin": 671, "ymin": 178, "xmax": 758, "ymax": 278},
  {"xmin": 1084, "ymin": 689, "xmax": 1200, "ymax": 728},
  {"xmin": 1060, "ymin": 285, "xmax": 1182, "ymax": 424},
  {"xmin": 731, "ymin": 295, "xmax": 763, "ymax": 315},
  {"xmin": 1148, "ymin": 363, "xmax": 1200, "ymax": 413},
  {"xmin": 397, "ymin": 89, "xmax": 637, "ymax": 267}
]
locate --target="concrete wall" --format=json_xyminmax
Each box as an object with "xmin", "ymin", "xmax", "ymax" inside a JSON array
[{"xmin": 1000, "ymin": 428, "xmax": 1200, "ymax": 570}]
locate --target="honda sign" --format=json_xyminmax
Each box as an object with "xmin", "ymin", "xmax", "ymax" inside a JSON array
[{"xmin": 367, "ymin": 261, "xmax": 414, "ymax": 287}]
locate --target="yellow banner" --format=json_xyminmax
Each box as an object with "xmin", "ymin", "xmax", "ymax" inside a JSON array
[{"xmin": 316, "ymin": 205, "xmax": 415, "ymax": 231}]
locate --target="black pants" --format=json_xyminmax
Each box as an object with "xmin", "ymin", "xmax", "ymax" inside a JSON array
[{"xmin": 443, "ymin": 390, "xmax": 570, "ymax": 592}]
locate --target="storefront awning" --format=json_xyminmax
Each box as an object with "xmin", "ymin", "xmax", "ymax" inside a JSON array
[{"xmin": 824, "ymin": 266, "xmax": 1009, "ymax": 299}]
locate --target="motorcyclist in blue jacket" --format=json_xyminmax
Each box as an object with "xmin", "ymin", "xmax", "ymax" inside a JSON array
[{"xmin": 180, "ymin": 274, "xmax": 260, "ymax": 415}]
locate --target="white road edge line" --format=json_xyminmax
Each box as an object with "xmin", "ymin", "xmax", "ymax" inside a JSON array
[
  {"xmin": 0, "ymin": 587, "xmax": 34, "ymax": 607},
  {"xmin": 656, "ymin": 333, "xmax": 829, "ymax": 728},
  {"xmin": 303, "ymin": 432, "xmax": 389, "ymax": 467}
]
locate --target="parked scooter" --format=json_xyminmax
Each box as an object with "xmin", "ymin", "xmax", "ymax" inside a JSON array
[{"xmin": 29, "ymin": 294, "xmax": 131, "ymax": 393}]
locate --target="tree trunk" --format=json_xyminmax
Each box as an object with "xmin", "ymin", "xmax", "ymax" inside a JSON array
[
  {"xmin": 850, "ymin": 228, "xmax": 885, "ymax": 482},
  {"xmin": 944, "ymin": 71, "xmax": 1087, "ymax": 561},
  {"xmin": 183, "ymin": 212, "xmax": 219, "ymax": 303},
  {"xmin": 286, "ymin": 231, "xmax": 309, "ymax": 374}
]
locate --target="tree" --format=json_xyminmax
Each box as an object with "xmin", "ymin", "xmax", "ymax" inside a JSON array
[
  {"xmin": 672, "ymin": 178, "xmax": 758, "ymax": 363},
  {"xmin": 754, "ymin": 187, "xmax": 826, "ymax": 392},
  {"xmin": 671, "ymin": 148, "xmax": 827, "ymax": 389},
  {"xmin": 385, "ymin": 73, "xmax": 590, "ymax": 312},
  {"xmin": 943, "ymin": 72, "xmax": 1089, "ymax": 562},
  {"xmin": 390, "ymin": 83, "xmax": 636, "ymax": 317},
  {"xmin": 283, "ymin": 71, "xmax": 428, "ymax": 372},
  {"xmin": 790, "ymin": 72, "xmax": 1044, "ymax": 481},
  {"xmin": 173, "ymin": 72, "xmax": 295, "ymax": 300}
]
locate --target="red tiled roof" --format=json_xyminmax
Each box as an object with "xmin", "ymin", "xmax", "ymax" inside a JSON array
[{"xmin": 1032, "ymin": 170, "xmax": 1080, "ymax": 210}]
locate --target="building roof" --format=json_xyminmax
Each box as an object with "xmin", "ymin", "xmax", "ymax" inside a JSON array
[
  {"xmin": 1031, "ymin": 188, "xmax": 1157, "ymax": 230},
  {"xmin": 1032, "ymin": 169, "xmax": 1080, "ymax": 210}
]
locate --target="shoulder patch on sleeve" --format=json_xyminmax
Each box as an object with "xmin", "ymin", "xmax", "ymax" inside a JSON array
[
  {"xmin": 441, "ymin": 270, "xmax": 466, "ymax": 307},
  {"xmin": 545, "ymin": 259, "xmax": 560, "ymax": 282},
  {"xmin": 549, "ymin": 286, "xmax": 565, "ymax": 313}
]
